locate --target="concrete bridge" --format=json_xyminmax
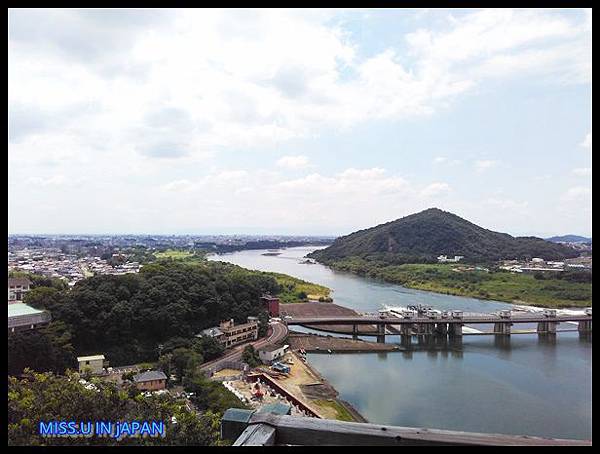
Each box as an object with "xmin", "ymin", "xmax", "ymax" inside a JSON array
[{"xmin": 285, "ymin": 311, "xmax": 592, "ymax": 343}]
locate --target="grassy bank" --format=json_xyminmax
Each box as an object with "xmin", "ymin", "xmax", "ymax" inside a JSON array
[
  {"xmin": 312, "ymin": 399, "xmax": 356, "ymax": 422},
  {"xmin": 262, "ymin": 272, "xmax": 332, "ymax": 303},
  {"xmin": 324, "ymin": 259, "xmax": 591, "ymax": 308}
]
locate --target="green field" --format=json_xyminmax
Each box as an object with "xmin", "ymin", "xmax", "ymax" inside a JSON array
[
  {"xmin": 154, "ymin": 249, "xmax": 206, "ymax": 263},
  {"xmin": 262, "ymin": 272, "xmax": 332, "ymax": 304},
  {"xmin": 312, "ymin": 399, "xmax": 356, "ymax": 422},
  {"xmin": 327, "ymin": 260, "xmax": 591, "ymax": 308},
  {"xmin": 155, "ymin": 249, "xmax": 195, "ymax": 259}
]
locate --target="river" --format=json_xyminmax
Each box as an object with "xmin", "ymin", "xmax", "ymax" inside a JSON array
[{"xmin": 208, "ymin": 246, "xmax": 592, "ymax": 440}]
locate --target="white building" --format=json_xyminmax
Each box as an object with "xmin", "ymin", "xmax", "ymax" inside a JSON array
[
  {"xmin": 437, "ymin": 255, "xmax": 464, "ymax": 263},
  {"xmin": 77, "ymin": 354, "xmax": 107, "ymax": 375},
  {"xmin": 258, "ymin": 345, "xmax": 288, "ymax": 364}
]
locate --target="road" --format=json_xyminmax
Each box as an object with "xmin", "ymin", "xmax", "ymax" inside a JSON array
[{"xmin": 200, "ymin": 321, "xmax": 289, "ymax": 372}]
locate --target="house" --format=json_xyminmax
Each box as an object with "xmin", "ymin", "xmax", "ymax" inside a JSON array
[
  {"xmin": 260, "ymin": 294, "xmax": 280, "ymax": 317},
  {"xmin": 77, "ymin": 354, "xmax": 107, "ymax": 375},
  {"xmin": 258, "ymin": 344, "xmax": 288, "ymax": 364},
  {"xmin": 133, "ymin": 370, "xmax": 168, "ymax": 391},
  {"xmin": 8, "ymin": 277, "xmax": 32, "ymax": 302}
]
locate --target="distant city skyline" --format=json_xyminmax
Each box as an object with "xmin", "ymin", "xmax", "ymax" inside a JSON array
[{"xmin": 9, "ymin": 9, "xmax": 592, "ymax": 237}]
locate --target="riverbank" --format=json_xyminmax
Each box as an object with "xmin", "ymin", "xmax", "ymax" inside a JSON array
[
  {"xmin": 319, "ymin": 260, "xmax": 591, "ymax": 309},
  {"xmin": 288, "ymin": 331, "xmax": 402, "ymax": 353},
  {"xmin": 213, "ymin": 350, "xmax": 368, "ymax": 423}
]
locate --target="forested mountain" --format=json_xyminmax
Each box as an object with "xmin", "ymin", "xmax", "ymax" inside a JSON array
[
  {"xmin": 546, "ymin": 235, "xmax": 592, "ymax": 244},
  {"xmin": 309, "ymin": 208, "xmax": 579, "ymax": 264}
]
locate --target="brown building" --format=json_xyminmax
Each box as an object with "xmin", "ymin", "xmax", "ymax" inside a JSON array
[
  {"xmin": 133, "ymin": 370, "xmax": 167, "ymax": 391},
  {"xmin": 8, "ymin": 277, "xmax": 32, "ymax": 302}
]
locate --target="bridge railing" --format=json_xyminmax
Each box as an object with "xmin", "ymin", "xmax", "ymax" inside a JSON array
[{"xmin": 221, "ymin": 408, "xmax": 591, "ymax": 446}]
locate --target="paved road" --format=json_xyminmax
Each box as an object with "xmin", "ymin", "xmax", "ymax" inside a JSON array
[{"xmin": 200, "ymin": 321, "xmax": 289, "ymax": 372}]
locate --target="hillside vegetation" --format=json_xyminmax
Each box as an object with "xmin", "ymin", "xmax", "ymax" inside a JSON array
[
  {"xmin": 10, "ymin": 261, "xmax": 282, "ymax": 374},
  {"xmin": 329, "ymin": 259, "xmax": 591, "ymax": 308},
  {"xmin": 309, "ymin": 208, "xmax": 579, "ymax": 264}
]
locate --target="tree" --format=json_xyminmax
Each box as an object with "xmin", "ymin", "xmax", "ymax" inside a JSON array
[
  {"xmin": 193, "ymin": 336, "xmax": 225, "ymax": 363},
  {"xmin": 257, "ymin": 311, "xmax": 270, "ymax": 338},
  {"xmin": 241, "ymin": 345, "xmax": 261, "ymax": 368},
  {"xmin": 171, "ymin": 348, "xmax": 202, "ymax": 383},
  {"xmin": 8, "ymin": 369, "xmax": 223, "ymax": 446}
]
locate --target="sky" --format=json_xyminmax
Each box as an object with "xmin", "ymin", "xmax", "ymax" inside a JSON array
[{"xmin": 8, "ymin": 8, "xmax": 592, "ymax": 237}]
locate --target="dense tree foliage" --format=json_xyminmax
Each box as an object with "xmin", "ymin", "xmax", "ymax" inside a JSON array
[
  {"xmin": 241, "ymin": 345, "xmax": 261, "ymax": 368},
  {"xmin": 309, "ymin": 208, "xmax": 579, "ymax": 264},
  {"xmin": 8, "ymin": 369, "xmax": 229, "ymax": 446},
  {"xmin": 11, "ymin": 261, "xmax": 280, "ymax": 374}
]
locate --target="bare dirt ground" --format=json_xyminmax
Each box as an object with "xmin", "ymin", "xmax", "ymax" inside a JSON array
[
  {"xmin": 281, "ymin": 302, "xmax": 378, "ymax": 333},
  {"xmin": 288, "ymin": 332, "xmax": 401, "ymax": 352}
]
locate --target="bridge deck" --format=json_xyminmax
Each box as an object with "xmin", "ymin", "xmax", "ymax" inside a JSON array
[{"xmin": 287, "ymin": 315, "xmax": 591, "ymax": 325}]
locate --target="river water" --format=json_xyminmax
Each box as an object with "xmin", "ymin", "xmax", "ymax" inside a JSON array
[{"xmin": 208, "ymin": 246, "xmax": 592, "ymax": 440}]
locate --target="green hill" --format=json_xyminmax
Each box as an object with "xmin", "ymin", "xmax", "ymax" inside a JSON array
[{"xmin": 309, "ymin": 208, "xmax": 579, "ymax": 264}]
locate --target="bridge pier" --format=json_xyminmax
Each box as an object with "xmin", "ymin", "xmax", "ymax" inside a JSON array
[
  {"xmin": 578, "ymin": 320, "xmax": 592, "ymax": 333},
  {"xmin": 376, "ymin": 323, "xmax": 385, "ymax": 344},
  {"xmin": 448, "ymin": 323, "xmax": 463, "ymax": 337},
  {"xmin": 435, "ymin": 323, "xmax": 448, "ymax": 336},
  {"xmin": 537, "ymin": 321, "xmax": 557, "ymax": 334},
  {"xmin": 493, "ymin": 322, "xmax": 512, "ymax": 335},
  {"xmin": 352, "ymin": 324, "xmax": 358, "ymax": 340},
  {"xmin": 399, "ymin": 324, "xmax": 412, "ymax": 336}
]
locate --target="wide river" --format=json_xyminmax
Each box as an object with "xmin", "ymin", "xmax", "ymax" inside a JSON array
[{"xmin": 209, "ymin": 246, "xmax": 592, "ymax": 440}]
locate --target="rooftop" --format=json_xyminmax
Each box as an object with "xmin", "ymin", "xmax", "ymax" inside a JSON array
[
  {"xmin": 8, "ymin": 302, "xmax": 45, "ymax": 318},
  {"xmin": 8, "ymin": 277, "xmax": 32, "ymax": 287},
  {"xmin": 77, "ymin": 354, "xmax": 105, "ymax": 362},
  {"xmin": 199, "ymin": 327, "xmax": 224, "ymax": 337},
  {"xmin": 134, "ymin": 370, "xmax": 167, "ymax": 382},
  {"xmin": 258, "ymin": 344, "xmax": 288, "ymax": 353}
]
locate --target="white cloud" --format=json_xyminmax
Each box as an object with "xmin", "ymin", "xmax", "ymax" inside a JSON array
[
  {"xmin": 7, "ymin": 9, "xmax": 592, "ymax": 234},
  {"xmin": 561, "ymin": 186, "xmax": 591, "ymax": 202},
  {"xmin": 474, "ymin": 159, "xmax": 499, "ymax": 173},
  {"xmin": 572, "ymin": 167, "xmax": 591, "ymax": 177},
  {"xmin": 161, "ymin": 179, "xmax": 195, "ymax": 192},
  {"xmin": 421, "ymin": 182, "xmax": 451, "ymax": 197},
  {"xmin": 276, "ymin": 155, "xmax": 310, "ymax": 169},
  {"xmin": 485, "ymin": 198, "xmax": 528, "ymax": 212},
  {"xmin": 580, "ymin": 132, "xmax": 591, "ymax": 149}
]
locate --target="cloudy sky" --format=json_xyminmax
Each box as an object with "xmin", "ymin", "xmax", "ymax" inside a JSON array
[{"xmin": 8, "ymin": 8, "xmax": 592, "ymax": 237}]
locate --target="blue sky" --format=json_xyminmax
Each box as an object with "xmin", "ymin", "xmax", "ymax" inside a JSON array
[{"xmin": 8, "ymin": 9, "xmax": 592, "ymax": 237}]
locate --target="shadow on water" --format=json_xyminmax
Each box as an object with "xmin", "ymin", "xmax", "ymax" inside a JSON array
[{"xmin": 579, "ymin": 331, "xmax": 592, "ymax": 343}]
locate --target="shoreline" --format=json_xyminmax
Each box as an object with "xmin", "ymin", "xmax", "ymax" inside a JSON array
[{"xmin": 315, "ymin": 261, "xmax": 591, "ymax": 310}]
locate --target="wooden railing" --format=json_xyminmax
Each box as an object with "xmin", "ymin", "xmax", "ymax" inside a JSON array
[{"xmin": 221, "ymin": 408, "xmax": 591, "ymax": 446}]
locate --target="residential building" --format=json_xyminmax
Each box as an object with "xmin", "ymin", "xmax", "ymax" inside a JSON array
[
  {"xmin": 77, "ymin": 354, "xmax": 107, "ymax": 375},
  {"xmin": 258, "ymin": 344, "xmax": 288, "ymax": 364},
  {"xmin": 201, "ymin": 317, "xmax": 259, "ymax": 349},
  {"xmin": 8, "ymin": 277, "xmax": 31, "ymax": 302},
  {"xmin": 8, "ymin": 302, "xmax": 51, "ymax": 333},
  {"xmin": 133, "ymin": 370, "xmax": 167, "ymax": 391}
]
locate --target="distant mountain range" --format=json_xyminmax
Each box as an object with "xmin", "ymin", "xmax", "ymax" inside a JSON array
[
  {"xmin": 545, "ymin": 235, "xmax": 592, "ymax": 244},
  {"xmin": 309, "ymin": 208, "xmax": 580, "ymax": 264}
]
